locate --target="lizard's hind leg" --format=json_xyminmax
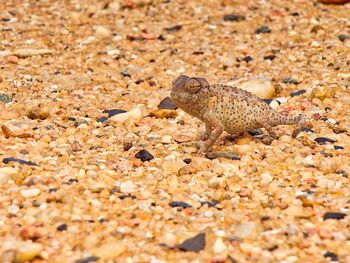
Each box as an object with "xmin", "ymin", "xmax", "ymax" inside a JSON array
[{"xmin": 292, "ymin": 115, "xmax": 312, "ymax": 138}]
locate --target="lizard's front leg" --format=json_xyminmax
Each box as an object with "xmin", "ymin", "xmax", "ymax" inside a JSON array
[
  {"xmin": 197, "ymin": 116, "xmax": 224, "ymax": 154},
  {"xmin": 198, "ymin": 123, "xmax": 212, "ymax": 141},
  {"xmin": 258, "ymin": 120, "xmax": 277, "ymax": 145}
]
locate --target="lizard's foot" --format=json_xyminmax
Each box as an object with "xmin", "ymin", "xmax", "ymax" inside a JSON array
[
  {"xmin": 195, "ymin": 141, "xmax": 209, "ymax": 155},
  {"xmin": 226, "ymin": 132, "xmax": 244, "ymax": 142},
  {"xmin": 292, "ymin": 117, "xmax": 313, "ymax": 138},
  {"xmin": 198, "ymin": 130, "xmax": 210, "ymax": 141}
]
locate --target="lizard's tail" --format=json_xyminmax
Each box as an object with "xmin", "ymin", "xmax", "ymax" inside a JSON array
[
  {"xmin": 268, "ymin": 110, "xmax": 302, "ymax": 127},
  {"xmin": 268, "ymin": 110, "xmax": 309, "ymax": 138}
]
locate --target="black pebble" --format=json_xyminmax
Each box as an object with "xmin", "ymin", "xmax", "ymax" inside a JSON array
[
  {"xmin": 263, "ymin": 99, "xmax": 281, "ymax": 105},
  {"xmin": 324, "ymin": 106, "xmax": 332, "ymax": 112},
  {"xmin": 249, "ymin": 128, "xmax": 263, "ymax": 136},
  {"xmin": 158, "ymin": 35, "xmax": 166, "ymax": 41},
  {"xmin": 255, "ymin": 26, "xmax": 271, "ymax": 34},
  {"xmin": 96, "ymin": 117, "xmax": 108, "ymax": 123},
  {"xmin": 336, "ymin": 170, "xmax": 348, "ymax": 177},
  {"xmin": 263, "ymin": 55, "xmax": 276, "ymax": 60},
  {"xmin": 102, "ymin": 109, "xmax": 127, "ymax": 118},
  {"xmin": 290, "ymin": 12, "xmax": 300, "ymax": 16},
  {"xmin": 2, "ymin": 157, "xmax": 37, "ymax": 166},
  {"xmin": 120, "ymin": 69, "xmax": 131, "ymax": 78},
  {"xmin": 135, "ymin": 149, "xmax": 154, "ymax": 162},
  {"xmin": 164, "ymin": 25, "xmax": 182, "ymax": 33},
  {"xmin": 68, "ymin": 117, "xmax": 76, "ymax": 121},
  {"xmin": 282, "ymin": 77, "xmax": 299, "ymax": 84},
  {"xmin": 242, "ymin": 56, "xmax": 253, "ymax": 63},
  {"xmin": 323, "ymin": 212, "xmax": 346, "ymax": 220},
  {"xmin": 301, "ymin": 127, "xmax": 313, "ymax": 133},
  {"xmin": 169, "ymin": 201, "xmax": 191, "ymax": 209},
  {"xmin": 200, "ymin": 199, "xmax": 219, "ymax": 208},
  {"xmin": 314, "ymin": 137, "xmax": 335, "ymax": 145},
  {"xmin": 320, "ymin": 152, "xmax": 333, "ymax": 158},
  {"xmin": 334, "ymin": 145, "xmax": 344, "ymax": 150},
  {"xmin": 75, "ymin": 256, "xmax": 100, "ymax": 263},
  {"xmin": 223, "ymin": 14, "xmax": 245, "ymax": 22},
  {"xmin": 324, "ymin": 251, "xmax": 338, "ymax": 261},
  {"xmin": 338, "ymin": 34, "xmax": 349, "ymax": 42},
  {"xmin": 99, "ymin": 218, "xmax": 108, "ymax": 223},
  {"xmin": 158, "ymin": 97, "xmax": 177, "ymax": 110},
  {"xmin": 49, "ymin": 188, "xmax": 57, "ymax": 193},
  {"xmin": 183, "ymin": 158, "xmax": 192, "ymax": 164},
  {"xmin": 177, "ymin": 232, "xmax": 206, "ymax": 252},
  {"xmin": 290, "ymin": 89, "xmax": 306, "ymax": 97},
  {"xmin": 57, "ymin": 224, "xmax": 68, "ymax": 231},
  {"xmin": 261, "ymin": 216, "xmax": 270, "ymax": 221},
  {"xmin": 119, "ymin": 194, "xmax": 136, "ymax": 200}
]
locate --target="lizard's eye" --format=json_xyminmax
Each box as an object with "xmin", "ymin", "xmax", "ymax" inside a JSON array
[{"xmin": 185, "ymin": 78, "xmax": 201, "ymax": 94}]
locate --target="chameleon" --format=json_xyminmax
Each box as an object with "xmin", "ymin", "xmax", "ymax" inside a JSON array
[{"xmin": 170, "ymin": 75, "xmax": 310, "ymax": 154}]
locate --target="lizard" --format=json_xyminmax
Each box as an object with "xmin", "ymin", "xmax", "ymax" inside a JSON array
[{"xmin": 170, "ymin": 75, "xmax": 311, "ymax": 154}]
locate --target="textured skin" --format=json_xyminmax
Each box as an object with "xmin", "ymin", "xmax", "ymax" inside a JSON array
[{"xmin": 171, "ymin": 75, "xmax": 307, "ymax": 153}]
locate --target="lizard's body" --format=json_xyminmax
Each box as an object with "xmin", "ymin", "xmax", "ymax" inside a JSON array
[{"xmin": 170, "ymin": 75, "xmax": 308, "ymax": 153}]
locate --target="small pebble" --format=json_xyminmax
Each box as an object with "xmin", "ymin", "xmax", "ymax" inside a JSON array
[
  {"xmin": 120, "ymin": 181, "xmax": 137, "ymax": 193},
  {"xmin": 310, "ymin": 86, "xmax": 335, "ymax": 100},
  {"xmin": 205, "ymin": 150, "xmax": 240, "ymax": 160},
  {"xmin": 8, "ymin": 204, "xmax": 20, "ymax": 215},
  {"xmin": 102, "ymin": 109, "xmax": 127, "ymax": 117},
  {"xmin": 176, "ymin": 233, "xmax": 206, "ymax": 252},
  {"xmin": 255, "ymin": 26, "xmax": 271, "ymax": 34},
  {"xmin": 323, "ymin": 212, "xmax": 346, "ymax": 220},
  {"xmin": 7, "ymin": 55, "xmax": 19, "ymax": 64},
  {"xmin": 324, "ymin": 251, "xmax": 338, "ymax": 261},
  {"xmin": 334, "ymin": 145, "xmax": 344, "ymax": 150},
  {"xmin": 213, "ymin": 238, "xmax": 227, "ymax": 254},
  {"xmin": 338, "ymin": 34, "xmax": 349, "ymax": 42},
  {"xmin": 314, "ymin": 137, "xmax": 335, "ymax": 145},
  {"xmin": 242, "ymin": 56, "xmax": 253, "ymax": 63},
  {"xmin": 3, "ymin": 157, "xmax": 37, "ymax": 166},
  {"xmin": 20, "ymin": 188, "xmax": 41, "ymax": 198},
  {"xmin": 57, "ymin": 224, "xmax": 68, "ymax": 231},
  {"xmin": 263, "ymin": 55, "xmax": 276, "ymax": 60},
  {"xmin": 96, "ymin": 117, "xmax": 108, "ymax": 123},
  {"xmin": 14, "ymin": 242, "xmax": 43, "ymax": 263},
  {"xmin": 135, "ymin": 149, "xmax": 154, "ymax": 162},
  {"xmin": 233, "ymin": 222, "xmax": 261, "ymax": 239},
  {"xmin": 0, "ymin": 94, "xmax": 12, "ymax": 103},
  {"xmin": 200, "ymin": 199, "xmax": 219, "ymax": 208},
  {"xmin": 158, "ymin": 97, "xmax": 177, "ymax": 110},
  {"xmin": 164, "ymin": 25, "xmax": 182, "ymax": 33},
  {"xmin": 282, "ymin": 77, "xmax": 299, "ymax": 84},
  {"xmin": 223, "ymin": 14, "xmax": 245, "ymax": 21},
  {"xmin": 290, "ymin": 89, "xmax": 306, "ymax": 97},
  {"xmin": 169, "ymin": 201, "xmax": 191, "ymax": 209},
  {"xmin": 183, "ymin": 158, "xmax": 192, "ymax": 164},
  {"xmin": 237, "ymin": 79, "xmax": 275, "ymax": 99},
  {"xmin": 75, "ymin": 256, "xmax": 100, "ymax": 263}
]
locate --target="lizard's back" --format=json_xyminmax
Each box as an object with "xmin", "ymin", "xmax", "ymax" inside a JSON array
[{"xmin": 206, "ymin": 84, "xmax": 271, "ymax": 133}]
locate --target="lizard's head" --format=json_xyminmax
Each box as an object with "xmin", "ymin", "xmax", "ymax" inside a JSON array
[
  {"xmin": 170, "ymin": 75, "xmax": 210, "ymax": 118},
  {"xmin": 172, "ymin": 75, "xmax": 209, "ymax": 94}
]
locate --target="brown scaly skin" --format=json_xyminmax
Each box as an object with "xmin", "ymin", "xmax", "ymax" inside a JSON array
[{"xmin": 171, "ymin": 75, "xmax": 310, "ymax": 154}]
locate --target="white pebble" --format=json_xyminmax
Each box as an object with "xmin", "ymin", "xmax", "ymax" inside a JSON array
[
  {"xmin": 8, "ymin": 204, "xmax": 20, "ymax": 215},
  {"xmin": 20, "ymin": 188, "xmax": 41, "ymax": 198},
  {"xmin": 213, "ymin": 238, "xmax": 227, "ymax": 253},
  {"xmin": 120, "ymin": 181, "xmax": 137, "ymax": 193}
]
